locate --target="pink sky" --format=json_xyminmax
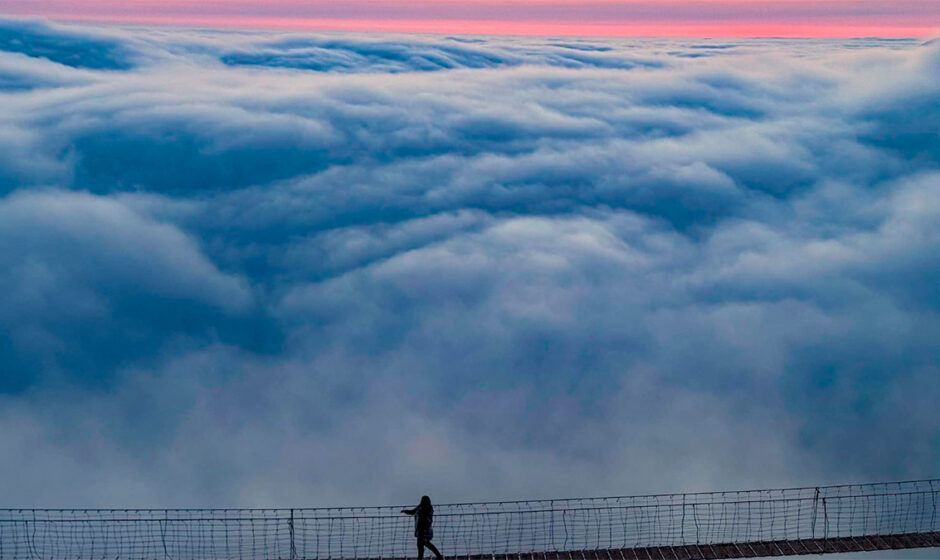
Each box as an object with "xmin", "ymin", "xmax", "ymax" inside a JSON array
[{"xmin": 2, "ymin": 0, "xmax": 938, "ymax": 38}]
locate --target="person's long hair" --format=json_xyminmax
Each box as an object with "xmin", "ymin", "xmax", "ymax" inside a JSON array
[{"xmin": 420, "ymin": 495, "xmax": 433, "ymax": 513}]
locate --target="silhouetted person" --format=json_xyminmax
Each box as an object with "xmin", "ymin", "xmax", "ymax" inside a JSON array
[{"xmin": 401, "ymin": 495, "xmax": 444, "ymax": 560}]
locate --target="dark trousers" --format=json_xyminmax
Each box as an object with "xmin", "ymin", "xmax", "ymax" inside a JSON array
[{"xmin": 417, "ymin": 537, "xmax": 443, "ymax": 560}]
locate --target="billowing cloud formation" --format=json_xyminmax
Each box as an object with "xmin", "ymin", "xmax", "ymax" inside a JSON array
[{"xmin": 0, "ymin": 18, "xmax": 939, "ymax": 516}]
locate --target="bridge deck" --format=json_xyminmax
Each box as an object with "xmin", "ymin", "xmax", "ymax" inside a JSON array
[
  {"xmin": 443, "ymin": 532, "xmax": 940, "ymax": 560},
  {"xmin": 620, "ymin": 531, "xmax": 940, "ymax": 558}
]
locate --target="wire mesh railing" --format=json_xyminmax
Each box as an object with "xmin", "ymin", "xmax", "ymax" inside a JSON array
[{"xmin": 1, "ymin": 479, "xmax": 938, "ymax": 559}]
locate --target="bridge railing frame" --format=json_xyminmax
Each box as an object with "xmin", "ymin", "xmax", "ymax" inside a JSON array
[{"xmin": 1, "ymin": 479, "xmax": 937, "ymax": 559}]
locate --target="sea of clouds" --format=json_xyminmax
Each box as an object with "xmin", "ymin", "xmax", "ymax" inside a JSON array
[{"xmin": 0, "ymin": 18, "xmax": 939, "ymax": 508}]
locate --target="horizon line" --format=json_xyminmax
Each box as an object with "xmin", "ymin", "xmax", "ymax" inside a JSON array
[{"xmin": 5, "ymin": 13, "xmax": 938, "ymax": 40}]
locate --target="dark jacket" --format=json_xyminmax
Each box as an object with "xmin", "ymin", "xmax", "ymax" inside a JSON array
[{"xmin": 404, "ymin": 503, "xmax": 433, "ymax": 540}]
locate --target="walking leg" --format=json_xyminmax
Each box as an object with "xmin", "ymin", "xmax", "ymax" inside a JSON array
[{"xmin": 425, "ymin": 541, "xmax": 443, "ymax": 560}]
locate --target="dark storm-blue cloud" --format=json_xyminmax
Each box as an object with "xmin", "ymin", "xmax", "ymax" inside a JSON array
[
  {"xmin": 220, "ymin": 38, "xmax": 515, "ymax": 72},
  {"xmin": 0, "ymin": 18, "xmax": 134, "ymax": 69},
  {"xmin": 0, "ymin": 190, "xmax": 256, "ymax": 392},
  {"xmin": 0, "ymin": 19, "xmax": 939, "ymax": 508},
  {"xmin": 219, "ymin": 41, "xmax": 663, "ymax": 73}
]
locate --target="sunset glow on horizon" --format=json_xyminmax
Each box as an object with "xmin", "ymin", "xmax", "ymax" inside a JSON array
[{"xmin": 2, "ymin": 0, "xmax": 939, "ymax": 38}]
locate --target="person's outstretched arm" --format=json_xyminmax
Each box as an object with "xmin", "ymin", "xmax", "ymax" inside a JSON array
[{"xmin": 401, "ymin": 506, "xmax": 417, "ymax": 515}]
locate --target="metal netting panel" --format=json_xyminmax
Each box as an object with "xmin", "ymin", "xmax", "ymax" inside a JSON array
[{"xmin": 1, "ymin": 479, "xmax": 937, "ymax": 559}]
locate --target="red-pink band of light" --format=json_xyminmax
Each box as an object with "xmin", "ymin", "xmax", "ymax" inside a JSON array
[{"xmin": 1, "ymin": 0, "xmax": 938, "ymax": 38}]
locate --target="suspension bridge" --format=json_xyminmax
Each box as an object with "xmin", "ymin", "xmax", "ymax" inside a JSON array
[{"xmin": 2, "ymin": 479, "xmax": 938, "ymax": 560}]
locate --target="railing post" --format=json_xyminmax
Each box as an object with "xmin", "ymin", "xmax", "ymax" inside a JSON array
[
  {"xmin": 680, "ymin": 495, "xmax": 686, "ymax": 545},
  {"xmin": 290, "ymin": 508, "xmax": 297, "ymax": 560},
  {"xmin": 161, "ymin": 511, "xmax": 169, "ymax": 560},
  {"xmin": 810, "ymin": 487, "xmax": 820, "ymax": 539},
  {"xmin": 931, "ymin": 481, "xmax": 937, "ymax": 532}
]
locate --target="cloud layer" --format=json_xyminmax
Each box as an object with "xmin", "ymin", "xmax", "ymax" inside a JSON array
[{"xmin": 0, "ymin": 19, "xmax": 939, "ymax": 515}]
